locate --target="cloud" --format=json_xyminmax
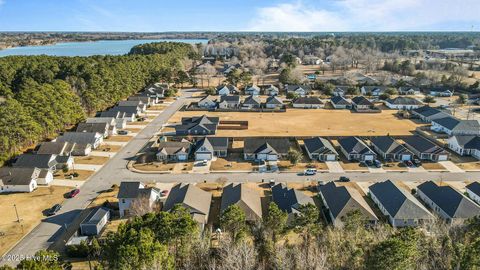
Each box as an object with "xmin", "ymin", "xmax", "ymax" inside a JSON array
[{"xmin": 248, "ymin": 0, "xmax": 480, "ymax": 31}]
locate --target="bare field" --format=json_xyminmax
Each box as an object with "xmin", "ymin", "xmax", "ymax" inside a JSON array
[
  {"xmin": 169, "ymin": 109, "xmax": 422, "ymax": 137},
  {"xmin": 0, "ymin": 186, "xmax": 71, "ymax": 256},
  {"xmin": 74, "ymin": 156, "xmax": 109, "ymax": 165}
]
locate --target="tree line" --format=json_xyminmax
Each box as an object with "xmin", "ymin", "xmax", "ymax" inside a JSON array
[{"xmin": 0, "ymin": 42, "xmax": 195, "ymax": 165}]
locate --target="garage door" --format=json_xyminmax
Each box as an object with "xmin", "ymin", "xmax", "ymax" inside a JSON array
[
  {"xmin": 437, "ymin": 155, "xmax": 448, "ymax": 161},
  {"xmin": 266, "ymin": 154, "xmax": 278, "ymax": 161},
  {"xmin": 364, "ymin": 155, "xmax": 375, "ymax": 161},
  {"xmin": 195, "ymin": 153, "xmax": 212, "ymax": 161},
  {"xmin": 400, "ymin": 155, "xmax": 411, "ymax": 161},
  {"xmin": 325, "ymin": 154, "xmax": 336, "ymax": 161}
]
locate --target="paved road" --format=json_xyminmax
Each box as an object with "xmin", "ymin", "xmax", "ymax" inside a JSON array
[{"xmin": 0, "ymin": 90, "xmax": 193, "ymax": 266}]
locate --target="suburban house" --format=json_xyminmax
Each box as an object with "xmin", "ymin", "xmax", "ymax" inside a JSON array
[
  {"xmin": 197, "ymin": 95, "xmax": 217, "ymax": 109},
  {"xmin": 56, "ymin": 132, "xmax": 104, "ymax": 149},
  {"xmin": 243, "ymin": 138, "xmax": 290, "ymax": 161},
  {"xmin": 87, "ymin": 117, "xmax": 127, "ymax": 129},
  {"xmin": 216, "ymin": 84, "xmax": 239, "ymax": 96},
  {"xmin": 118, "ymin": 100, "xmax": 147, "ymax": 113},
  {"xmin": 107, "ymin": 107, "xmax": 138, "ymax": 120},
  {"xmin": 318, "ymin": 182, "xmax": 378, "ymax": 228},
  {"xmin": 416, "ymin": 181, "xmax": 480, "ymax": 224},
  {"xmin": 193, "ymin": 137, "xmax": 229, "ymax": 161},
  {"xmin": 303, "ymin": 137, "xmax": 338, "ymax": 161},
  {"xmin": 128, "ymin": 95, "xmax": 152, "ymax": 106},
  {"xmin": 218, "ymin": 95, "xmax": 240, "ymax": 109},
  {"xmin": 351, "ymin": 96, "xmax": 374, "ymax": 111},
  {"xmin": 37, "ymin": 169, "xmax": 54, "ymax": 185},
  {"xmin": 221, "ymin": 183, "xmax": 262, "ymax": 221},
  {"xmin": 430, "ymin": 89, "xmax": 453, "ymax": 97},
  {"xmin": 338, "ymin": 137, "xmax": 377, "ymax": 161},
  {"xmin": 271, "ymin": 183, "xmax": 315, "ymax": 223},
  {"xmin": 117, "ymin": 181, "xmax": 161, "ymax": 217},
  {"xmin": 244, "ymin": 85, "xmax": 261, "ymax": 96},
  {"xmin": 303, "ymin": 55, "xmax": 322, "ymax": 65},
  {"xmin": 292, "ymin": 97, "xmax": 324, "ymax": 109},
  {"xmin": 431, "ymin": 117, "xmax": 480, "ymax": 136},
  {"xmin": 80, "ymin": 207, "xmax": 110, "ymax": 236},
  {"xmin": 100, "ymin": 111, "xmax": 135, "ymax": 122},
  {"xmin": 0, "ymin": 167, "xmax": 40, "ymax": 193},
  {"xmin": 174, "ymin": 115, "xmax": 219, "ymax": 136},
  {"xmin": 285, "ymin": 84, "xmax": 311, "ymax": 97},
  {"xmin": 370, "ymin": 136, "xmax": 413, "ymax": 161},
  {"xmin": 360, "ymin": 86, "xmax": 387, "ymax": 96},
  {"xmin": 37, "ymin": 141, "xmax": 74, "ymax": 156},
  {"xmin": 330, "ymin": 96, "xmax": 351, "ymax": 109},
  {"xmin": 144, "ymin": 82, "xmax": 167, "ymax": 99},
  {"xmin": 411, "ymin": 106, "xmax": 451, "ymax": 123},
  {"xmin": 369, "ymin": 180, "xmax": 434, "ymax": 227},
  {"xmin": 264, "ymin": 84, "xmax": 279, "ymax": 96},
  {"xmin": 403, "ymin": 136, "xmax": 449, "ymax": 161},
  {"xmin": 156, "ymin": 141, "xmax": 191, "ymax": 162},
  {"xmin": 333, "ymin": 86, "xmax": 349, "ymax": 97},
  {"xmin": 384, "ymin": 97, "xmax": 423, "ymax": 110},
  {"xmin": 242, "ymin": 95, "xmax": 262, "ymax": 109},
  {"xmin": 398, "ymin": 87, "xmax": 421, "ymax": 95},
  {"xmin": 466, "ymin": 182, "xmax": 480, "ymax": 205},
  {"xmin": 13, "ymin": 154, "xmax": 58, "ymax": 171},
  {"xmin": 76, "ymin": 122, "xmax": 113, "ymax": 138},
  {"xmin": 163, "ymin": 183, "xmax": 212, "ymax": 228},
  {"xmin": 447, "ymin": 136, "xmax": 480, "ymax": 159},
  {"xmin": 265, "ymin": 96, "xmax": 283, "ymax": 109}
]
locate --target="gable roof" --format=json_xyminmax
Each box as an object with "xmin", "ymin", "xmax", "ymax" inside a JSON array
[
  {"xmin": 412, "ymin": 106, "xmax": 450, "ymax": 118},
  {"xmin": 271, "ymin": 183, "xmax": 315, "ymax": 214},
  {"xmin": 369, "ymin": 180, "xmax": 433, "ymax": 220},
  {"xmin": 163, "ymin": 183, "xmax": 212, "ymax": 223},
  {"xmin": 13, "ymin": 154, "xmax": 57, "ymax": 169},
  {"xmin": 303, "ymin": 137, "xmax": 338, "ymax": 155},
  {"xmin": 293, "ymin": 97, "xmax": 323, "ymax": 105},
  {"xmin": 266, "ymin": 96, "xmax": 283, "ymax": 105},
  {"xmin": 319, "ymin": 182, "xmax": 378, "ymax": 222},
  {"xmin": 243, "ymin": 95, "xmax": 261, "ymax": 105},
  {"xmin": 219, "ymin": 95, "xmax": 240, "ymax": 103},
  {"xmin": 194, "ymin": 137, "xmax": 229, "ymax": 153},
  {"xmin": 417, "ymin": 181, "xmax": 480, "ymax": 219},
  {"xmin": 56, "ymin": 132, "xmax": 101, "ymax": 145},
  {"xmin": 118, "ymin": 100, "xmax": 144, "ymax": 107},
  {"xmin": 370, "ymin": 136, "xmax": 411, "ymax": 156},
  {"xmin": 221, "ymin": 183, "xmax": 262, "ymax": 219},
  {"xmin": 466, "ymin": 182, "xmax": 480, "ymax": 198},
  {"xmin": 157, "ymin": 141, "xmax": 191, "ymax": 155},
  {"xmin": 351, "ymin": 96, "xmax": 373, "ymax": 106},
  {"xmin": 177, "ymin": 115, "xmax": 220, "ymax": 134},
  {"xmin": 76, "ymin": 123, "xmax": 109, "ymax": 134},
  {"xmin": 99, "ymin": 111, "xmax": 126, "ymax": 119},
  {"xmin": 0, "ymin": 167, "xmax": 40, "ymax": 186},
  {"xmin": 403, "ymin": 136, "xmax": 447, "ymax": 154},
  {"xmin": 386, "ymin": 97, "xmax": 423, "ymax": 105},
  {"xmin": 198, "ymin": 95, "xmax": 216, "ymax": 103},
  {"xmin": 245, "ymin": 85, "xmax": 261, "ymax": 92},
  {"xmin": 244, "ymin": 138, "xmax": 290, "ymax": 155},
  {"xmin": 37, "ymin": 142, "xmax": 74, "ymax": 156},
  {"xmin": 265, "ymin": 84, "xmax": 279, "ymax": 92},
  {"xmin": 433, "ymin": 117, "xmax": 480, "ymax": 132},
  {"xmin": 451, "ymin": 136, "xmax": 480, "ymax": 151},
  {"xmin": 285, "ymin": 84, "xmax": 312, "ymax": 92},
  {"xmin": 338, "ymin": 137, "xmax": 373, "ymax": 155},
  {"xmin": 331, "ymin": 95, "xmax": 351, "ymax": 105},
  {"xmin": 216, "ymin": 84, "xmax": 238, "ymax": 92}
]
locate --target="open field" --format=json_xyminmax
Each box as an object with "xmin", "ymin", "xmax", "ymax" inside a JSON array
[
  {"xmin": 170, "ymin": 109, "xmax": 422, "ymax": 137},
  {"xmin": 74, "ymin": 156, "xmax": 110, "ymax": 165},
  {"xmin": 210, "ymin": 153, "xmax": 255, "ymax": 171},
  {"xmin": 421, "ymin": 162, "xmax": 447, "ymax": 171},
  {"xmin": 0, "ymin": 186, "xmax": 70, "ymax": 256},
  {"xmin": 54, "ymin": 169, "xmax": 95, "ymax": 181}
]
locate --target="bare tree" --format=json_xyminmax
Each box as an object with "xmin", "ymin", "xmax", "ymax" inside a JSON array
[{"xmin": 128, "ymin": 195, "xmax": 160, "ymax": 217}]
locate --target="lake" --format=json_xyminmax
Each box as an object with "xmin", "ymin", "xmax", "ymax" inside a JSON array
[{"xmin": 0, "ymin": 39, "xmax": 208, "ymax": 57}]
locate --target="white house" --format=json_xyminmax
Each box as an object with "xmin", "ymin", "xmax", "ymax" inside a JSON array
[
  {"xmin": 117, "ymin": 182, "xmax": 161, "ymax": 217},
  {"xmin": 216, "ymin": 85, "xmax": 238, "ymax": 96},
  {"xmin": 197, "ymin": 95, "xmax": 217, "ymax": 109},
  {"xmin": 38, "ymin": 169, "xmax": 54, "ymax": 185},
  {"xmin": 264, "ymin": 85, "xmax": 279, "ymax": 96},
  {"xmin": 447, "ymin": 136, "xmax": 480, "ymax": 159},
  {"xmin": 431, "ymin": 117, "xmax": 480, "ymax": 136},
  {"xmin": 244, "ymin": 85, "xmax": 261, "ymax": 96},
  {"xmin": 384, "ymin": 97, "xmax": 423, "ymax": 110},
  {"xmin": 0, "ymin": 167, "xmax": 40, "ymax": 193}
]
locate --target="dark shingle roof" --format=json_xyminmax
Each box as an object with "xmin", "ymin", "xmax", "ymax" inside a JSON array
[
  {"xmin": 412, "ymin": 106, "xmax": 449, "ymax": 118},
  {"xmin": 37, "ymin": 142, "xmax": 74, "ymax": 155},
  {"xmin": 403, "ymin": 136, "xmax": 446, "ymax": 154},
  {"xmin": 117, "ymin": 182, "xmax": 143, "ymax": 198},
  {"xmin": 303, "ymin": 137, "xmax": 338, "ymax": 155},
  {"xmin": 163, "ymin": 183, "xmax": 212, "ymax": 223},
  {"xmin": 266, "ymin": 96, "xmax": 283, "ymax": 105},
  {"xmin": 271, "ymin": 183, "xmax": 315, "ymax": 213},
  {"xmin": 0, "ymin": 167, "xmax": 40, "ymax": 186},
  {"xmin": 76, "ymin": 123, "xmax": 108, "ymax": 134},
  {"xmin": 13, "ymin": 154, "xmax": 57, "ymax": 169},
  {"xmin": 417, "ymin": 181, "xmax": 480, "ymax": 218},
  {"xmin": 466, "ymin": 182, "xmax": 480, "ymax": 198},
  {"xmin": 221, "ymin": 183, "xmax": 262, "ymax": 220},
  {"xmin": 351, "ymin": 96, "xmax": 373, "ymax": 106},
  {"xmin": 370, "ymin": 136, "xmax": 411, "ymax": 156},
  {"xmin": 157, "ymin": 141, "xmax": 191, "ymax": 155},
  {"xmin": 451, "ymin": 136, "xmax": 480, "ymax": 151},
  {"xmin": 244, "ymin": 138, "xmax": 290, "ymax": 155},
  {"xmin": 243, "ymin": 95, "xmax": 261, "ymax": 105},
  {"xmin": 220, "ymin": 95, "xmax": 240, "ymax": 103},
  {"xmin": 386, "ymin": 97, "xmax": 423, "ymax": 105},
  {"xmin": 369, "ymin": 180, "xmax": 433, "ymax": 220},
  {"xmin": 293, "ymin": 97, "xmax": 323, "ymax": 105},
  {"xmin": 331, "ymin": 96, "xmax": 351, "ymax": 105},
  {"xmin": 433, "ymin": 117, "xmax": 480, "ymax": 132},
  {"xmin": 338, "ymin": 137, "xmax": 373, "ymax": 155}
]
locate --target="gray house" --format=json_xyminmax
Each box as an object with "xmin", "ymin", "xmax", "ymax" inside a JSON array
[
  {"xmin": 416, "ymin": 181, "xmax": 480, "ymax": 224},
  {"xmin": 265, "ymin": 96, "xmax": 283, "ymax": 109},
  {"xmin": 466, "ymin": 182, "xmax": 480, "ymax": 205},
  {"xmin": 412, "ymin": 106, "xmax": 450, "ymax": 123},
  {"xmin": 318, "ymin": 182, "xmax": 378, "ymax": 227},
  {"xmin": 156, "ymin": 141, "xmax": 191, "ymax": 162},
  {"xmin": 330, "ymin": 96, "xmax": 351, "ymax": 109},
  {"xmin": 174, "ymin": 115, "xmax": 219, "ymax": 136},
  {"xmin": 403, "ymin": 136, "xmax": 449, "ymax": 161},
  {"xmin": 117, "ymin": 182, "xmax": 161, "ymax": 217},
  {"xmin": 80, "ymin": 207, "xmax": 110, "ymax": 236},
  {"xmin": 303, "ymin": 137, "xmax": 338, "ymax": 161},
  {"xmin": 76, "ymin": 122, "xmax": 112, "ymax": 138},
  {"xmin": 431, "ymin": 117, "xmax": 480, "ymax": 136},
  {"xmin": 163, "ymin": 183, "xmax": 212, "ymax": 228},
  {"xmin": 292, "ymin": 97, "xmax": 323, "ymax": 109},
  {"xmin": 243, "ymin": 138, "xmax": 290, "ymax": 161},
  {"xmin": 369, "ymin": 180, "xmax": 434, "ymax": 227},
  {"xmin": 351, "ymin": 96, "xmax": 374, "ymax": 111},
  {"xmin": 56, "ymin": 132, "xmax": 103, "ymax": 149},
  {"xmin": 370, "ymin": 136, "xmax": 413, "ymax": 161},
  {"xmin": 264, "ymin": 85, "xmax": 279, "ymax": 96},
  {"xmin": 271, "ymin": 183, "xmax": 315, "ymax": 223},
  {"xmin": 218, "ymin": 95, "xmax": 240, "ymax": 109},
  {"xmin": 338, "ymin": 137, "xmax": 376, "ymax": 161},
  {"xmin": 221, "ymin": 183, "xmax": 262, "ymax": 221},
  {"xmin": 244, "ymin": 85, "xmax": 261, "ymax": 96},
  {"xmin": 242, "ymin": 95, "xmax": 262, "ymax": 109},
  {"xmin": 447, "ymin": 135, "xmax": 480, "ymax": 159},
  {"xmin": 193, "ymin": 137, "xmax": 229, "ymax": 161}
]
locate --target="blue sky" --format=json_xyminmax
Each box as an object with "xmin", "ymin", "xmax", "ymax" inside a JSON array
[{"xmin": 0, "ymin": 0, "xmax": 479, "ymax": 32}]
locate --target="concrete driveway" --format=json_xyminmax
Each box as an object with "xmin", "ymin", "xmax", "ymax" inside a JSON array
[
  {"xmin": 439, "ymin": 161, "xmax": 464, "ymax": 173},
  {"xmin": 325, "ymin": 161, "xmax": 344, "ymax": 173},
  {"xmin": 192, "ymin": 160, "xmax": 211, "ymax": 174}
]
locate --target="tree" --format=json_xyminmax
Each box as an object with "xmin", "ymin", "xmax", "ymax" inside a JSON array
[
  {"xmin": 293, "ymin": 203, "xmax": 321, "ymax": 266},
  {"xmin": 205, "ymin": 87, "xmax": 216, "ymax": 95},
  {"xmin": 379, "ymin": 93, "xmax": 390, "ymax": 100},
  {"xmin": 286, "ymin": 92, "xmax": 299, "ymax": 100},
  {"xmin": 457, "ymin": 94, "xmax": 467, "ymax": 105},
  {"xmin": 264, "ymin": 202, "xmax": 288, "ymax": 243},
  {"xmin": 322, "ymin": 83, "xmax": 335, "ymax": 96},
  {"xmin": 423, "ymin": 95, "xmax": 436, "ymax": 104},
  {"xmin": 16, "ymin": 250, "xmax": 63, "ymax": 270},
  {"xmin": 220, "ymin": 204, "xmax": 247, "ymax": 242},
  {"xmin": 346, "ymin": 86, "xmax": 360, "ymax": 96},
  {"xmin": 385, "ymin": 87, "xmax": 398, "ymax": 96},
  {"xmin": 287, "ymin": 149, "xmax": 303, "ymax": 165}
]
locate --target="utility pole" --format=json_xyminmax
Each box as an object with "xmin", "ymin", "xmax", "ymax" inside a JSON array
[{"xmin": 13, "ymin": 204, "xmax": 20, "ymax": 223}]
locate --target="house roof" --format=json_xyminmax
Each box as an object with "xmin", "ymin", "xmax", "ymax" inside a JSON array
[
  {"xmin": 99, "ymin": 111, "xmax": 125, "ymax": 118},
  {"xmin": 403, "ymin": 136, "xmax": 447, "ymax": 154},
  {"xmin": 412, "ymin": 106, "xmax": 449, "ymax": 118},
  {"xmin": 362, "ymin": 86, "xmax": 387, "ymax": 92},
  {"xmin": 265, "ymin": 85, "xmax": 279, "ymax": 91},
  {"xmin": 0, "ymin": 167, "xmax": 40, "ymax": 186},
  {"xmin": 163, "ymin": 183, "xmax": 212, "ymax": 223},
  {"xmin": 386, "ymin": 97, "xmax": 423, "ymax": 105},
  {"xmin": 216, "ymin": 84, "xmax": 238, "ymax": 92},
  {"xmin": 219, "ymin": 95, "xmax": 240, "ymax": 103},
  {"xmin": 451, "ymin": 136, "xmax": 480, "ymax": 150},
  {"xmin": 244, "ymin": 138, "xmax": 290, "ymax": 155},
  {"xmin": 417, "ymin": 181, "xmax": 480, "ymax": 218},
  {"xmin": 351, "ymin": 96, "xmax": 373, "ymax": 106},
  {"xmin": 338, "ymin": 137, "xmax": 373, "ymax": 155},
  {"xmin": 266, "ymin": 96, "xmax": 283, "ymax": 105},
  {"xmin": 243, "ymin": 95, "xmax": 261, "ymax": 105},
  {"xmin": 285, "ymin": 84, "xmax": 312, "ymax": 92},
  {"xmin": 245, "ymin": 85, "xmax": 261, "ymax": 92},
  {"xmin": 118, "ymin": 100, "xmax": 144, "ymax": 107},
  {"xmin": 303, "ymin": 137, "xmax": 338, "ymax": 155},
  {"xmin": 81, "ymin": 207, "xmax": 110, "ymax": 225},
  {"xmin": 271, "ymin": 183, "xmax": 315, "ymax": 214},
  {"xmin": 293, "ymin": 97, "xmax": 323, "ymax": 105},
  {"xmin": 220, "ymin": 183, "xmax": 262, "ymax": 219},
  {"xmin": 319, "ymin": 182, "xmax": 378, "ymax": 222},
  {"xmin": 117, "ymin": 181, "xmax": 156, "ymax": 199},
  {"xmin": 109, "ymin": 106, "xmax": 138, "ymax": 115},
  {"xmin": 466, "ymin": 182, "xmax": 480, "ymax": 198},
  {"xmin": 176, "ymin": 115, "xmax": 219, "ymax": 134},
  {"xmin": 433, "ymin": 117, "xmax": 480, "ymax": 132},
  {"xmin": 56, "ymin": 132, "xmax": 100, "ymax": 145},
  {"xmin": 398, "ymin": 86, "xmax": 420, "ymax": 93},
  {"xmin": 13, "ymin": 154, "xmax": 57, "ymax": 169},
  {"xmin": 194, "ymin": 137, "xmax": 229, "ymax": 153},
  {"xmin": 76, "ymin": 123, "xmax": 109, "ymax": 134},
  {"xmin": 369, "ymin": 180, "xmax": 433, "ymax": 220},
  {"xmin": 330, "ymin": 95, "xmax": 351, "ymax": 105},
  {"xmin": 86, "ymin": 117, "xmax": 116, "ymax": 125},
  {"xmin": 370, "ymin": 136, "xmax": 411, "ymax": 156},
  {"xmin": 157, "ymin": 141, "xmax": 191, "ymax": 155},
  {"xmin": 198, "ymin": 95, "xmax": 216, "ymax": 103},
  {"xmin": 37, "ymin": 142, "xmax": 75, "ymax": 156}
]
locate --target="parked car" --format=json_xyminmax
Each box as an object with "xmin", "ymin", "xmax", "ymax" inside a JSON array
[
  {"xmin": 413, "ymin": 159, "xmax": 422, "ymax": 166},
  {"xmin": 46, "ymin": 204, "xmax": 62, "ymax": 216},
  {"xmin": 67, "ymin": 188, "xmax": 80, "ymax": 198},
  {"xmin": 339, "ymin": 176, "xmax": 350, "ymax": 182},
  {"xmin": 365, "ymin": 160, "xmax": 374, "ymax": 167},
  {"xmin": 374, "ymin": 160, "xmax": 382, "ymax": 168},
  {"xmin": 304, "ymin": 168, "xmax": 317, "ymax": 175},
  {"xmin": 117, "ymin": 130, "xmax": 130, "ymax": 135},
  {"xmin": 404, "ymin": 160, "xmax": 414, "ymax": 167},
  {"xmin": 197, "ymin": 160, "xmax": 208, "ymax": 166},
  {"xmin": 160, "ymin": 190, "xmax": 169, "ymax": 197}
]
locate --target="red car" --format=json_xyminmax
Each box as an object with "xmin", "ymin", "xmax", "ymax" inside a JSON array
[
  {"xmin": 160, "ymin": 190, "xmax": 169, "ymax": 197},
  {"xmin": 67, "ymin": 188, "xmax": 80, "ymax": 198}
]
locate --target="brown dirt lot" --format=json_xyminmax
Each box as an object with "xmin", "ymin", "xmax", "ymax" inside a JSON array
[
  {"xmin": 124, "ymin": 128, "xmax": 143, "ymax": 133},
  {"xmin": 421, "ymin": 162, "xmax": 447, "ymax": 171},
  {"xmin": 169, "ymin": 109, "xmax": 422, "ymax": 137},
  {"xmin": 74, "ymin": 156, "xmax": 110, "ymax": 165},
  {"xmin": 105, "ymin": 136, "xmax": 133, "ymax": 142},
  {"xmin": 54, "ymin": 170, "xmax": 94, "ymax": 181},
  {"xmin": 382, "ymin": 162, "xmax": 408, "ymax": 171},
  {"xmin": 277, "ymin": 161, "xmax": 328, "ymax": 172},
  {"xmin": 97, "ymin": 144, "xmax": 122, "ymax": 152},
  {"xmin": 133, "ymin": 162, "xmax": 176, "ymax": 172},
  {"xmin": 456, "ymin": 161, "xmax": 480, "ymax": 171},
  {"xmin": 0, "ymin": 186, "xmax": 70, "ymax": 256},
  {"xmin": 210, "ymin": 153, "xmax": 255, "ymax": 171}
]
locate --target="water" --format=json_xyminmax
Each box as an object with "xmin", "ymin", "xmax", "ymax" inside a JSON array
[{"xmin": 0, "ymin": 39, "xmax": 208, "ymax": 57}]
